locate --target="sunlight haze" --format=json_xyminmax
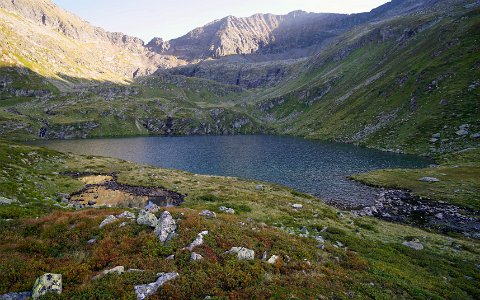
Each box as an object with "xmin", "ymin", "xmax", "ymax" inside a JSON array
[{"xmin": 53, "ymin": 0, "xmax": 389, "ymax": 41}]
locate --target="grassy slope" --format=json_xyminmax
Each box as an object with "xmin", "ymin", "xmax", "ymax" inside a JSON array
[
  {"xmin": 0, "ymin": 6, "xmax": 144, "ymax": 85},
  {"xmin": 0, "ymin": 75, "xmax": 266, "ymax": 140},
  {"xmin": 0, "ymin": 140, "xmax": 479, "ymax": 299},
  {"xmin": 251, "ymin": 5, "xmax": 480, "ymax": 156}
]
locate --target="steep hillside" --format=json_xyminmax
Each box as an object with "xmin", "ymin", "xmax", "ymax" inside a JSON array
[
  {"xmin": 0, "ymin": 0, "xmax": 183, "ymax": 88},
  {"xmin": 251, "ymin": 1, "xmax": 480, "ymax": 155}
]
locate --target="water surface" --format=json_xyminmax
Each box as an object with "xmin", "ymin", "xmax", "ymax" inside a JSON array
[{"xmin": 33, "ymin": 135, "xmax": 431, "ymax": 207}]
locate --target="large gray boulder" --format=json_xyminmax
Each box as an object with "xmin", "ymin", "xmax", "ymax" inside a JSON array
[
  {"xmin": 137, "ymin": 210, "xmax": 158, "ymax": 228},
  {"xmin": 32, "ymin": 273, "xmax": 62, "ymax": 299},
  {"xmin": 224, "ymin": 247, "xmax": 255, "ymax": 260},
  {"xmin": 134, "ymin": 272, "xmax": 179, "ymax": 300},
  {"xmin": 154, "ymin": 211, "xmax": 177, "ymax": 243}
]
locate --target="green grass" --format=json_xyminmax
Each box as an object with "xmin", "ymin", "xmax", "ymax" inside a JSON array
[
  {"xmin": 352, "ymin": 148, "xmax": 480, "ymax": 210},
  {"xmin": 0, "ymin": 140, "xmax": 478, "ymax": 299}
]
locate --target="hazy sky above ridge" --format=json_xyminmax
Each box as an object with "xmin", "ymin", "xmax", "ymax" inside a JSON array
[{"xmin": 53, "ymin": 0, "xmax": 389, "ymax": 42}]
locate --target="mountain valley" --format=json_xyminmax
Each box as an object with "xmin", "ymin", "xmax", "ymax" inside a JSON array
[{"xmin": 0, "ymin": 0, "xmax": 479, "ymax": 298}]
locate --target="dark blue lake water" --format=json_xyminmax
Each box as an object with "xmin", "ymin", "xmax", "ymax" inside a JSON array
[{"xmin": 33, "ymin": 135, "xmax": 431, "ymax": 207}]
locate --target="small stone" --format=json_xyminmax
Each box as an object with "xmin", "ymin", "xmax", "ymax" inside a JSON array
[
  {"xmin": 0, "ymin": 292, "xmax": 32, "ymax": 300},
  {"xmin": 435, "ymin": 213, "xmax": 444, "ymax": 219},
  {"xmin": 32, "ymin": 273, "xmax": 62, "ymax": 299},
  {"xmin": 190, "ymin": 252, "xmax": 203, "ymax": 261},
  {"xmin": 456, "ymin": 129, "xmax": 468, "ymax": 136},
  {"xmin": 0, "ymin": 196, "xmax": 19, "ymax": 205},
  {"xmin": 300, "ymin": 227, "xmax": 309, "ymax": 235},
  {"xmin": 99, "ymin": 215, "xmax": 117, "ymax": 228},
  {"xmin": 224, "ymin": 247, "xmax": 255, "ymax": 260},
  {"xmin": 402, "ymin": 240, "xmax": 424, "ymax": 250},
  {"xmin": 261, "ymin": 251, "xmax": 268, "ymax": 260},
  {"xmin": 127, "ymin": 269, "xmax": 145, "ymax": 273},
  {"xmin": 186, "ymin": 231, "xmax": 208, "ymax": 251},
  {"xmin": 418, "ymin": 177, "xmax": 440, "ymax": 182},
  {"xmin": 471, "ymin": 133, "xmax": 480, "ymax": 139},
  {"xmin": 314, "ymin": 235, "xmax": 325, "ymax": 244},
  {"xmin": 291, "ymin": 204, "xmax": 303, "ymax": 210},
  {"xmin": 93, "ymin": 266, "xmax": 124, "ymax": 280},
  {"xmin": 134, "ymin": 272, "xmax": 179, "ymax": 300},
  {"xmin": 165, "ymin": 255, "xmax": 175, "ymax": 260},
  {"xmin": 154, "ymin": 211, "xmax": 177, "ymax": 244},
  {"xmin": 432, "ymin": 133, "xmax": 441, "ymax": 138},
  {"xmin": 429, "ymin": 138, "xmax": 438, "ymax": 143},
  {"xmin": 56, "ymin": 193, "xmax": 70, "ymax": 204},
  {"xmin": 137, "ymin": 210, "xmax": 158, "ymax": 228},
  {"xmin": 144, "ymin": 201, "xmax": 160, "ymax": 213},
  {"xmin": 267, "ymin": 255, "xmax": 279, "ymax": 264},
  {"xmin": 87, "ymin": 238, "xmax": 97, "ymax": 244},
  {"xmin": 255, "ymin": 185, "xmax": 264, "ymax": 191},
  {"xmin": 119, "ymin": 222, "xmax": 127, "ymax": 227},
  {"xmin": 219, "ymin": 206, "xmax": 235, "ymax": 214},
  {"xmin": 199, "ymin": 210, "xmax": 216, "ymax": 218},
  {"xmin": 117, "ymin": 211, "xmax": 136, "ymax": 219}
]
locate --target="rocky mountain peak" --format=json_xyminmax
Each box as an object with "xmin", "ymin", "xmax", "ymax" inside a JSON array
[{"xmin": 146, "ymin": 37, "xmax": 171, "ymax": 53}]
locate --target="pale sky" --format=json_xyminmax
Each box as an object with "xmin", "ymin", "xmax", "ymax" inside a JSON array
[{"xmin": 53, "ymin": 0, "xmax": 389, "ymax": 42}]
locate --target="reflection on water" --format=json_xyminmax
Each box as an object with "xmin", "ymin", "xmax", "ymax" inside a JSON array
[{"xmin": 32, "ymin": 135, "xmax": 431, "ymax": 206}]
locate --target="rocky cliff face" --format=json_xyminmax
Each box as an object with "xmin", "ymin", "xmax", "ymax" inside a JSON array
[
  {"xmin": 166, "ymin": 58, "xmax": 301, "ymax": 88},
  {"xmin": 148, "ymin": 0, "xmax": 449, "ymax": 62},
  {"xmin": 150, "ymin": 11, "xmax": 353, "ymax": 60}
]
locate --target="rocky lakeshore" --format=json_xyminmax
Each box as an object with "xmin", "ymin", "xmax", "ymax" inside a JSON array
[{"xmin": 353, "ymin": 189, "xmax": 480, "ymax": 238}]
